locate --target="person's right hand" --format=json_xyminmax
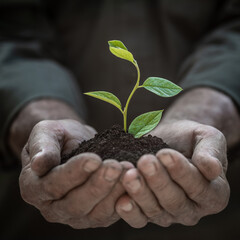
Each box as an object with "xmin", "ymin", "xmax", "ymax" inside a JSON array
[{"xmin": 19, "ymin": 119, "xmax": 128, "ymax": 228}]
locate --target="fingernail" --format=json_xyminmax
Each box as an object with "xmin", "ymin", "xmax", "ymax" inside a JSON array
[
  {"xmin": 104, "ymin": 166, "xmax": 120, "ymax": 182},
  {"xmin": 143, "ymin": 162, "xmax": 157, "ymax": 176},
  {"xmin": 127, "ymin": 178, "xmax": 141, "ymax": 193},
  {"xmin": 121, "ymin": 202, "xmax": 133, "ymax": 212},
  {"xmin": 83, "ymin": 160, "xmax": 100, "ymax": 172},
  {"xmin": 161, "ymin": 154, "xmax": 173, "ymax": 167}
]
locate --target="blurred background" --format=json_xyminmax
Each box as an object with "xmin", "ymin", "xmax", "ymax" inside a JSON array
[{"xmin": 0, "ymin": 0, "xmax": 240, "ymax": 239}]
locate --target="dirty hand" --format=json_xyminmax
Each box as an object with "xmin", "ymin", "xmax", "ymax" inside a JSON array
[
  {"xmin": 115, "ymin": 120, "xmax": 230, "ymax": 228},
  {"xmin": 19, "ymin": 119, "xmax": 127, "ymax": 228}
]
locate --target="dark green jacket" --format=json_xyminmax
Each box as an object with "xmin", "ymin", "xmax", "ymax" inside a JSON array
[{"xmin": 0, "ymin": 0, "xmax": 240, "ymax": 239}]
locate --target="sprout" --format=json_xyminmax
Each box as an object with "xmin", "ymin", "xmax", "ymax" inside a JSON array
[{"xmin": 85, "ymin": 40, "xmax": 182, "ymax": 138}]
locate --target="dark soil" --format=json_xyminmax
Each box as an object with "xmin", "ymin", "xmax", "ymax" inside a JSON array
[{"xmin": 61, "ymin": 125, "xmax": 169, "ymax": 166}]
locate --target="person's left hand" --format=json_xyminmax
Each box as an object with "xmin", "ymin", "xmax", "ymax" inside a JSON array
[{"xmin": 115, "ymin": 120, "xmax": 230, "ymax": 228}]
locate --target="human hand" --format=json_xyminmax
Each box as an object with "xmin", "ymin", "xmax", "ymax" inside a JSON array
[
  {"xmin": 19, "ymin": 119, "xmax": 129, "ymax": 228},
  {"xmin": 115, "ymin": 120, "xmax": 230, "ymax": 228}
]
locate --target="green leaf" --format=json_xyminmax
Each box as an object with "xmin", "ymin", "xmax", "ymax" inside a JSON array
[
  {"xmin": 141, "ymin": 77, "xmax": 183, "ymax": 97},
  {"xmin": 128, "ymin": 110, "xmax": 163, "ymax": 138},
  {"xmin": 84, "ymin": 91, "xmax": 122, "ymax": 112},
  {"xmin": 108, "ymin": 40, "xmax": 134, "ymax": 63},
  {"xmin": 108, "ymin": 40, "xmax": 128, "ymax": 50}
]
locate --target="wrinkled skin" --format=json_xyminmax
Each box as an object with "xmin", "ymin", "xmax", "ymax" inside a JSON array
[
  {"xmin": 19, "ymin": 119, "xmax": 230, "ymax": 229},
  {"xmin": 19, "ymin": 119, "xmax": 134, "ymax": 229},
  {"xmin": 115, "ymin": 120, "xmax": 230, "ymax": 228}
]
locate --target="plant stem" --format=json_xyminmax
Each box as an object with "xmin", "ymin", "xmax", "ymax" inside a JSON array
[{"xmin": 123, "ymin": 61, "xmax": 140, "ymax": 132}]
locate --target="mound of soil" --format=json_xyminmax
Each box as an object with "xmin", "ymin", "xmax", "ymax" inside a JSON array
[{"xmin": 61, "ymin": 125, "xmax": 169, "ymax": 165}]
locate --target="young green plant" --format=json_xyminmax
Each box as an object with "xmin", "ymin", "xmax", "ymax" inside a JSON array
[{"xmin": 84, "ymin": 40, "xmax": 182, "ymax": 138}]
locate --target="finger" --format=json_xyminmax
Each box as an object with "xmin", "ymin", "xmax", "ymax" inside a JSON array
[
  {"xmin": 86, "ymin": 161, "xmax": 135, "ymax": 227},
  {"xmin": 137, "ymin": 154, "xmax": 196, "ymax": 225},
  {"xmin": 158, "ymin": 149, "xmax": 230, "ymax": 216},
  {"xmin": 157, "ymin": 149, "xmax": 209, "ymax": 204},
  {"xmin": 59, "ymin": 120, "xmax": 97, "ymax": 156},
  {"xmin": 20, "ymin": 153, "xmax": 102, "ymax": 204},
  {"xmin": 121, "ymin": 168, "xmax": 164, "ymax": 219},
  {"xmin": 21, "ymin": 144, "xmax": 30, "ymax": 167},
  {"xmin": 119, "ymin": 161, "xmax": 135, "ymax": 170},
  {"xmin": 50, "ymin": 159, "xmax": 123, "ymax": 219},
  {"xmin": 41, "ymin": 153, "xmax": 102, "ymax": 200},
  {"xmin": 192, "ymin": 126, "xmax": 226, "ymax": 180},
  {"xmin": 116, "ymin": 195, "xmax": 148, "ymax": 228},
  {"xmin": 28, "ymin": 121, "xmax": 65, "ymax": 176},
  {"xmin": 88, "ymin": 181, "xmax": 124, "ymax": 227}
]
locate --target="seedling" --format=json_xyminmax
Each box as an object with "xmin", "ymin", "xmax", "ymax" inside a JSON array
[{"xmin": 85, "ymin": 40, "xmax": 182, "ymax": 138}]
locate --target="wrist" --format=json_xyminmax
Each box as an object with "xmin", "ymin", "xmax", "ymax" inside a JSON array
[
  {"xmin": 162, "ymin": 87, "xmax": 240, "ymax": 147},
  {"xmin": 8, "ymin": 99, "xmax": 83, "ymax": 159}
]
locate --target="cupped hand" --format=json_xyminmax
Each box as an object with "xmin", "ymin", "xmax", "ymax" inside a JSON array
[
  {"xmin": 115, "ymin": 120, "xmax": 230, "ymax": 228},
  {"xmin": 19, "ymin": 119, "xmax": 130, "ymax": 228}
]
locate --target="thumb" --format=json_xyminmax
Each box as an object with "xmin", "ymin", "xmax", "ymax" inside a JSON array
[
  {"xmin": 192, "ymin": 126, "xmax": 227, "ymax": 181},
  {"xmin": 28, "ymin": 120, "xmax": 65, "ymax": 177}
]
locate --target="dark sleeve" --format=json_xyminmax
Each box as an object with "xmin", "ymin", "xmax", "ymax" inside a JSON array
[
  {"xmin": 0, "ymin": 1, "xmax": 86, "ymax": 168},
  {"xmin": 179, "ymin": 0, "xmax": 240, "ymax": 110}
]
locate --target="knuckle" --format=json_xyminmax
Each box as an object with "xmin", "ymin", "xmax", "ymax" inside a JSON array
[
  {"xmin": 219, "ymin": 191, "xmax": 230, "ymax": 211},
  {"xmin": 150, "ymin": 166, "xmax": 170, "ymax": 190},
  {"xmin": 42, "ymin": 150, "xmax": 59, "ymax": 162},
  {"xmin": 88, "ymin": 183, "xmax": 104, "ymax": 198},
  {"xmin": 209, "ymin": 127, "xmax": 225, "ymax": 142},
  {"xmin": 215, "ymin": 129, "xmax": 226, "ymax": 143},
  {"xmin": 33, "ymin": 120, "xmax": 64, "ymax": 141},
  {"xmin": 41, "ymin": 180, "xmax": 62, "ymax": 200},
  {"xmin": 161, "ymin": 222, "xmax": 172, "ymax": 227},
  {"xmin": 69, "ymin": 218, "xmax": 90, "ymax": 229},
  {"xmin": 66, "ymin": 205, "xmax": 78, "ymax": 217},
  {"xmin": 170, "ymin": 161, "xmax": 186, "ymax": 180},
  {"xmin": 189, "ymin": 184, "xmax": 208, "ymax": 201},
  {"xmin": 88, "ymin": 173, "xmax": 118, "ymax": 198},
  {"xmin": 32, "ymin": 152, "xmax": 59, "ymax": 173},
  {"xmin": 41, "ymin": 211, "xmax": 57, "ymax": 223},
  {"xmin": 195, "ymin": 125, "xmax": 227, "ymax": 148},
  {"xmin": 94, "ymin": 205, "xmax": 111, "ymax": 219},
  {"xmin": 91, "ymin": 220, "xmax": 112, "ymax": 228},
  {"xmin": 70, "ymin": 223, "xmax": 89, "ymax": 229},
  {"xmin": 194, "ymin": 154, "xmax": 221, "ymax": 179},
  {"xmin": 145, "ymin": 207, "xmax": 162, "ymax": 219},
  {"xmin": 194, "ymin": 125, "xmax": 216, "ymax": 137},
  {"xmin": 166, "ymin": 197, "xmax": 187, "ymax": 214},
  {"xmin": 34, "ymin": 120, "xmax": 55, "ymax": 129},
  {"xmin": 91, "ymin": 216, "xmax": 107, "ymax": 228},
  {"xmin": 21, "ymin": 145, "xmax": 30, "ymax": 166},
  {"xmin": 181, "ymin": 215, "xmax": 200, "ymax": 226},
  {"xmin": 19, "ymin": 172, "xmax": 34, "ymax": 204},
  {"xmin": 160, "ymin": 154, "xmax": 186, "ymax": 181},
  {"xmin": 158, "ymin": 220, "xmax": 172, "ymax": 227},
  {"xmin": 154, "ymin": 179, "xmax": 170, "ymax": 192},
  {"xmin": 208, "ymin": 195, "xmax": 229, "ymax": 214},
  {"xmin": 214, "ymin": 202, "xmax": 227, "ymax": 213},
  {"xmin": 66, "ymin": 204, "xmax": 86, "ymax": 218},
  {"xmin": 195, "ymin": 152, "xmax": 206, "ymax": 163},
  {"xmin": 19, "ymin": 186, "xmax": 31, "ymax": 203},
  {"xmin": 151, "ymin": 213, "xmax": 173, "ymax": 227},
  {"xmin": 33, "ymin": 120, "xmax": 52, "ymax": 132},
  {"xmin": 89, "ymin": 209, "xmax": 118, "ymax": 228},
  {"xmin": 196, "ymin": 152, "xmax": 217, "ymax": 169},
  {"xmin": 204, "ymin": 125, "xmax": 218, "ymax": 135},
  {"xmin": 132, "ymin": 220, "xmax": 148, "ymax": 229}
]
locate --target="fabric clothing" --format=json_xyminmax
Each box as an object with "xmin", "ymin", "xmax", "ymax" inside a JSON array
[{"xmin": 0, "ymin": 0, "xmax": 240, "ymax": 239}]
